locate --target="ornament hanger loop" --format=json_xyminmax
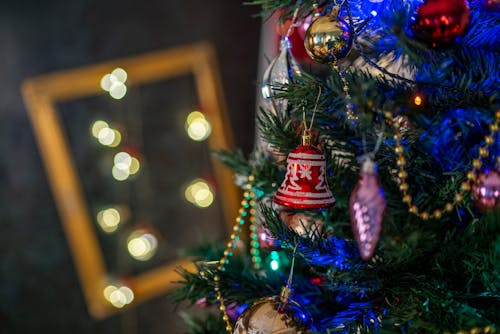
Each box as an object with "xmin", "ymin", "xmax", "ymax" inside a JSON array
[
  {"xmin": 279, "ymin": 244, "xmax": 298, "ymax": 307},
  {"xmin": 285, "ymin": 0, "xmax": 304, "ymax": 38},
  {"xmin": 302, "ymin": 86, "xmax": 322, "ymax": 132},
  {"xmin": 301, "ymin": 86, "xmax": 322, "ymax": 145},
  {"xmin": 286, "ymin": 244, "xmax": 298, "ymax": 288},
  {"xmin": 330, "ymin": 0, "xmax": 346, "ymax": 17},
  {"xmin": 360, "ymin": 121, "xmax": 385, "ymax": 161}
]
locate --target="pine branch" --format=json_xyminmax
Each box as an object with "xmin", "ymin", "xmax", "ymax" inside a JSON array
[
  {"xmin": 213, "ymin": 149, "xmax": 252, "ymax": 177},
  {"xmin": 175, "ymin": 1, "xmax": 500, "ymax": 333}
]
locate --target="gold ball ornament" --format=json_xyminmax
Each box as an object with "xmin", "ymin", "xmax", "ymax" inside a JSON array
[
  {"xmin": 233, "ymin": 297, "xmax": 311, "ymax": 334},
  {"xmin": 304, "ymin": 9, "xmax": 353, "ymax": 63}
]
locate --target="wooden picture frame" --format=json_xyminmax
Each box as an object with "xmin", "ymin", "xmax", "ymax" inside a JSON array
[{"xmin": 22, "ymin": 42, "xmax": 240, "ymax": 319}]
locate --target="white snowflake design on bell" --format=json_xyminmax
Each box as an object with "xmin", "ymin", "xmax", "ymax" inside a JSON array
[{"xmin": 298, "ymin": 164, "xmax": 312, "ymax": 180}]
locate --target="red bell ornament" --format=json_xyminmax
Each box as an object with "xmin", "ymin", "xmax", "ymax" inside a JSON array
[
  {"xmin": 411, "ymin": 0, "xmax": 470, "ymax": 47},
  {"xmin": 274, "ymin": 135, "xmax": 335, "ymax": 209}
]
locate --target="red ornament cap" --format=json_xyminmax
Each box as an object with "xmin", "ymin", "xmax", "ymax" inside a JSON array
[{"xmin": 274, "ymin": 142, "xmax": 335, "ymax": 209}]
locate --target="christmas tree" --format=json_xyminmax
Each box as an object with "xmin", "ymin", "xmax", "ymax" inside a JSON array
[{"xmin": 173, "ymin": 0, "xmax": 500, "ymax": 333}]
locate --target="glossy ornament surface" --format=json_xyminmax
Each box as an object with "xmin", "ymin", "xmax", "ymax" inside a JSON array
[
  {"xmin": 411, "ymin": 0, "xmax": 470, "ymax": 46},
  {"xmin": 349, "ymin": 159, "xmax": 386, "ymax": 261},
  {"xmin": 262, "ymin": 37, "xmax": 302, "ymax": 120},
  {"xmin": 472, "ymin": 168, "xmax": 500, "ymax": 212},
  {"xmin": 274, "ymin": 142, "xmax": 335, "ymax": 209},
  {"xmin": 304, "ymin": 9, "xmax": 353, "ymax": 63},
  {"xmin": 279, "ymin": 211, "xmax": 323, "ymax": 240},
  {"xmin": 276, "ymin": 14, "xmax": 315, "ymax": 63},
  {"xmin": 233, "ymin": 297, "xmax": 311, "ymax": 334}
]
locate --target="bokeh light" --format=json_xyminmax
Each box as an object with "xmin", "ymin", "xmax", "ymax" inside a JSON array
[
  {"xmin": 111, "ymin": 152, "xmax": 140, "ymax": 180},
  {"xmin": 127, "ymin": 229, "xmax": 158, "ymax": 261},
  {"xmin": 414, "ymin": 95, "xmax": 423, "ymax": 106},
  {"xmin": 112, "ymin": 165, "xmax": 130, "ymax": 181},
  {"xmin": 187, "ymin": 119, "xmax": 211, "ymax": 141},
  {"xmin": 109, "ymin": 82, "xmax": 127, "ymax": 100},
  {"xmin": 270, "ymin": 259, "xmax": 279, "ymax": 271},
  {"xmin": 111, "ymin": 68, "xmax": 127, "ymax": 83},
  {"xmin": 95, "ymin": 126, "xmax": 122, "ymax": 148},
  {"xmin": 184, "ymin": 179, "xmax": 214, "ymax": 208},
  {"xmin": 101, "ymin": 68, "xmax": 128, "ymax": 99},
  {"xmin": 108, "ymin": 129, "xmax": 122, "ymax": 147},
  {"xmin": 129, "ymin": 157, "xmax": 140, "ymax": 175},
  {"xmin": 100, "ymin": 74, "xmax": 112, "ymax": 92},
  {"xmin": 118, "ymin": 286, "xmax": 134, "ymax": 304},
  {"xmin": 186, "ymin": 111, "xmax": 205, "ymax": 124},
  {"xmin": 97, "ymin": 207, "xmax": 121, "ymax": 233},
  {"xmin": 97, "ymin": 127, "xmax": 115, "ymax": 146},
  {"xmin": 185, "ymin": 111, "xmax": 211, "ymax": 141},
  {"xmin": 91, "ymin": 120, "xmax": 122, "ymax": 147},
  {"xmin": 269, "ymin": 251, "xmax": 281, "ymax": 271},
  {"xmin": 103, "ymin": 284, "xmax": 134, "ymax": 308},
  {"xmin": 103, "ymin": 285, "xmax": 116, "ymax": 300},
  {"xmin": 91, "ymin": 120, "xmax": 109, "ymax": 138},
  {"xmin": 109, "ymin": 289, "xmax": 127, "ymax": 308},
  {"xmin": 114, "ymin": 152, "xmax": 132, "ymax": 170}
]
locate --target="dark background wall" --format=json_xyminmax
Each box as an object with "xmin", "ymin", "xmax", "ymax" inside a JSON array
[{"xmin": 0, "ymin": 0, "xmax": 260, "ymax": 333}]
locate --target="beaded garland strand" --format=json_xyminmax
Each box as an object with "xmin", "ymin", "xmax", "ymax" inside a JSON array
[
  {"xmin": 214, "ymin": 176, "xmax": 258, "ymax": 333},
  {"xmin": 332, "ymin": 58, "xmax": 358, "ymax": 123},
  {"xmin": 446, "ymin": 325, "xmax": 497, "ymax": 334},
  {"xmin": 384, "ymin": 110, "xmax": 500, "ymax": 220},
  {"xmin": 249, "ymin": 197, "xmax": 263, "ymax": 271}
]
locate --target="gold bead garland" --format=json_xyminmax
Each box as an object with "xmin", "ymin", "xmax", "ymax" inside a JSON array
[
  {"xmin": 445, "ymin": 325, "xmax": 497, "ymax": 334},
  {"xmin": 384, "ymin": 110, "xmax": 500, "ymax": 219},
  {"xmin": 312, "ymin": 2, "xmax": 321, "ymax": 17},
  {"xmin": 332, "ymin": 59, "xmax": 359, "ymax": 122},
  {"xmin": 214, "ymin": 177, "xmax": 256, "ymax": 333}
]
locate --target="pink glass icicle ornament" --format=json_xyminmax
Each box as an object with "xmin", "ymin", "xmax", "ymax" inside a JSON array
[
  {"xmin": 472, "ymin": 168, "xmax": 500, "ymax": 212},
  {"xmin": 349, "ymin": 158, "xmax": 386, "ymax": 261}
]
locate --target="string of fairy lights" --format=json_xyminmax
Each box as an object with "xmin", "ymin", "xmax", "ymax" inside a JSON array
[{"xmin": 89, "ymin": 67, "xmax": 216, "ymax": 309}]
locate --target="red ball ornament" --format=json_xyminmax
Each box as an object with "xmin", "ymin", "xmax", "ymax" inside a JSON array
[
  {"xmin": 276, "ymin": 14, "xmax": 315, "ymax": 63},
  {"xmin": 274, "ymin": 137, "xmax": 335, "ymax": 209},
  {"xmin": 472, "ymin": 168, "xmax": 500, "ymax": 212},
  {"xmin": 411, "ymin": 0, "xmax": 471, "ymax": 47}
]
